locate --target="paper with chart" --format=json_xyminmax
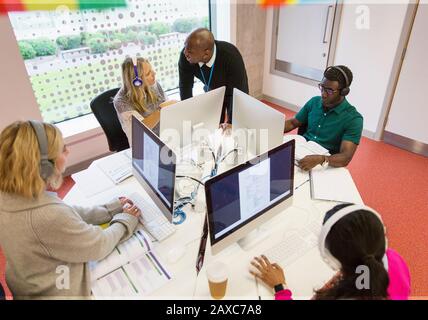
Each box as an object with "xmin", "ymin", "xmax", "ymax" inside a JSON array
[
  {"xmin": 90, "ymin": 229, "xmax": 151, "ymax": 280},
  {"xmin": 90, "ymin": 229, "xmax": 172, "ymax": 298},
  {"xmin": 238, "ymin": 159, "xmax": 271, "ymax": 219},
  {"xmin": 91, "ymin": 253, "xmax": 172, "ymax": 298},
  {"xmin": 143, "ymin": 132, "xmax": 159, "ymax": 190}
]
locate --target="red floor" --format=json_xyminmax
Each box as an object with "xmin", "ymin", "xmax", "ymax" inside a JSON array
[{"xmin": 1, "ymin": 103, "xmax": 427, "ymax": 299}]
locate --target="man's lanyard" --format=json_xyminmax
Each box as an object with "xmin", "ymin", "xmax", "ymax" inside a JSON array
[{"xmin": 199, "ymin": 63, "xmax": 215, "ymax": 92}]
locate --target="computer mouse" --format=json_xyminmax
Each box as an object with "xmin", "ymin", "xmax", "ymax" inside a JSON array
[{"xmin": 166, "ymin": 245, "xmax": 186, "ymax": 264}]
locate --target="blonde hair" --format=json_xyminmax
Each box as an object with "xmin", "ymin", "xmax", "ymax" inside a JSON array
[
  {"xmin": 121, "ymin": 57, "xmax": 159, "ymax": 114},
  {"xmin": 0, "ymin": 121, "xmax": 64, "ymax": 199}
]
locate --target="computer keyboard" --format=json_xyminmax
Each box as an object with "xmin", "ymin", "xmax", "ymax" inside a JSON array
[
  {"xmin": 128, "ymin": 192, "xmax": 175, "ymax": 242},
  {"xmin": 263, "ymin": 219, "xmax": 321, "ymax": 267}
]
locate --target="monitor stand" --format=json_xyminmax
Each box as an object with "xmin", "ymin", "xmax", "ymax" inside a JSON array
[{"xmin": 237, "ymin": 226, "xmax": 270, "ymax": 251}]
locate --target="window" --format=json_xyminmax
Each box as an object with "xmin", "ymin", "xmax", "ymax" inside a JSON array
[{"xmin": 8, "ymin": 0, "xmax": 210, "ymax": 124}]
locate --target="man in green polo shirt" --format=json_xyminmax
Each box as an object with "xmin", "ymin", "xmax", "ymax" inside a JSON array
[{"xmin": 284, "ymin": 65, "xmax": 363, "ymax": 171}]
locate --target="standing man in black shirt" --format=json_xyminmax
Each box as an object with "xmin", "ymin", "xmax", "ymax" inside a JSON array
[{"xmin": 178, "ymin": 28, "xmax": 249, "ymax": 129}]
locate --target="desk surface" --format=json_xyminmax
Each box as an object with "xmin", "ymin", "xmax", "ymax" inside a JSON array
[{"xmin": 64, "ymin": 150, "xmax": 363, "ymax": 300}]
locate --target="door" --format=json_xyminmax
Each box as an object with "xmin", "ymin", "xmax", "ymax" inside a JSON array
[
  {"xmin": 272, "ymin": 1, "xmax": 341, "ymax": 82},
  {"xmin": 383, "ymin": 4, "xmax": 428, "ymax": 157}
]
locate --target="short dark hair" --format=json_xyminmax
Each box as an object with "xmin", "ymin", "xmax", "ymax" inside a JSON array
[{"xmin": 324, "ymin": 65, "xmax": 353, "ymax": 89}]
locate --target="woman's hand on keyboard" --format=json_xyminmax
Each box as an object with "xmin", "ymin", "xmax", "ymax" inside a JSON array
[
  {"xmin": 119, "ymin": 196, "xmax": 134, "ymax": 207},
  {"xmin": 250, "ymin": 255, "xmax": 286, "ymax": 289},
  {"xmin": 123, "ymin": 204, "xmax": 141, "ymax": 218}
]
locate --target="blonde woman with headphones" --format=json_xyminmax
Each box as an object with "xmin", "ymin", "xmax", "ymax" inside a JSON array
[
  {"xmin": 250, "ymin": 204, "xmax": 411, "ymax": 300},
  {"xmin": 113, "ymin": 56, "xmax": 176, "ymax": 142},
  {"xmin": 0, "ymin": 121, "xmax": 142, "ymax": 299}
]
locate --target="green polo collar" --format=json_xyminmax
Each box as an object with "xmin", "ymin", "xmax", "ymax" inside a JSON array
[{"xmin": 324, "ymin": 98, "xmax": 350, "ymax": 115}]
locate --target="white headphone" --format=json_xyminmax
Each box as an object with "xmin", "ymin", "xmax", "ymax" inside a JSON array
[{"xmin": 318, "ymin": 204, "xmax": 389, "ymax": 271}]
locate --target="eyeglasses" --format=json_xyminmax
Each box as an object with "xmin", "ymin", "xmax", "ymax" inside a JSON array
[{"xmin": 318, "ymin": 83, "xmax": 339, "ymax": 96}]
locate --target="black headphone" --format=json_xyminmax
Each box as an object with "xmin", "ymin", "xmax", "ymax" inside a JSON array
[
  {"xmin": 29, "ymin": 120, "xmax": 55, "ymax": 180},
  {"xmin": 327, "ymin": 66, "xmax": 350, "ymax": 96},
  {"xmin": 132, "ymin": 57, "xmax": 143, "ymax": 87}
]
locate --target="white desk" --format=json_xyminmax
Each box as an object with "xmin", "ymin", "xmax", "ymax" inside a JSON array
[{"xmin": 64, "ymin": 151, "xmax": 363, "ymax": 300}]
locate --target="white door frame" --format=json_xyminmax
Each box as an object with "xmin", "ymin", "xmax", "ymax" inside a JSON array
[{"xmin": 374, "ymin": 1, "xmax": 419, "ymax": 141}]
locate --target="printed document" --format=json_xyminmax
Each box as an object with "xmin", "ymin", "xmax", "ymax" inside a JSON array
[
  {"xmin": 90, "ymin": 228, "xmax": 171, "ymax": 298},
  {"xmin": 284, "ymin": 135, "xmax": 330, "ymax": 160},
  {"xmin": 71, "ymin": 166, "xmax": 115, "ymax": 197},
  {"xmin": 310, "ymin": 166, "xmax": 363, "ymax": 204},
  {"xmin": 238, "ymin": 158, "xmax": 271, "ymax": 219}
]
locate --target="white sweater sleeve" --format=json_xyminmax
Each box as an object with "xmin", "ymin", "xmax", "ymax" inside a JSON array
[{"xmin": 31, "ymin": 203, "xmax": 138, "ymax": 263}]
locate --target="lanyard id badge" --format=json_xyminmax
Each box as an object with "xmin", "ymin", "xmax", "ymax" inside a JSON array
[{"xmin": 199, "ymin": 63, "xmax": 215, "ymax": 92}]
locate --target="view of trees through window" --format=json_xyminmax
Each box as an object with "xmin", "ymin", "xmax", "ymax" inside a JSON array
[{"xmin": 8, "ymin": 0, "xmax": 209, "ymax": 123}]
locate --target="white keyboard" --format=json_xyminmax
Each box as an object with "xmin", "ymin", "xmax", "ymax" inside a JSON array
[
  {"xmin": 263, "ymin": 219, "xmax": 321, "ymax": 267},
  {"xmin": 128, "ymin": 192, "xmax": 175, "ymax": 242}
]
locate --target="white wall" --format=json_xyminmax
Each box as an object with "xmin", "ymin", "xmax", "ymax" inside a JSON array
[
  {"xmin": 263, "ymin": 1, "xmax": 410, "ymax": 137},
  {"xmin": 0, "ymin": 16, "xmax": 42, "ymax": 128}
]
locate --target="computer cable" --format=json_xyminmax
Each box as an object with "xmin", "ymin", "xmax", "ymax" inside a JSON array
[
  {"xmin": 190, "ymin": 159, "xmax": 204, "ymax": 170},
  {"xmin": 219, "ymin": 148, "xmax": 238, "ymax": 163},
  {"xmin": 175, "ymin": 175, "xmax": 205, "ymax": 187},
  {"xmin": 172, "ymin": 207, "xmax": 186, "ymax": 225},
  {"xmin": 173, "ymin": 196, "xmax": 193, "ymax": 225}
]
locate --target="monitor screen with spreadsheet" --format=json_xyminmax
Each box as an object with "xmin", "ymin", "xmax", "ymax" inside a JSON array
[
  {"xmin": 205, "ymin": 140, "xmax": 295, "ymax": 255},
  {"xmin": 132, "ymin": 116, "xmax": 176, "ymax": 221}
]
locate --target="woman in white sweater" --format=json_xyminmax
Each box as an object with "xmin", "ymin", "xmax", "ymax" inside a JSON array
[
  {"xmin": 0, "ymin": 121, "xmax": 141, "ymax": 299},
  {"xmin": 114, "ymin": 56, "xmax": 174, "ymax": 141}
]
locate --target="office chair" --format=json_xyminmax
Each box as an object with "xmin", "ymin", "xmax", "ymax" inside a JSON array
[{"xmin": 90, "ymin": 87, "xmax": 130, "ymax": 152}]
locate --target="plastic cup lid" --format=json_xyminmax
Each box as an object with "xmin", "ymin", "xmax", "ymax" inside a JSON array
[{"xmin": 206, "ymin": 261, "xmax": 228, "ymax": 282}]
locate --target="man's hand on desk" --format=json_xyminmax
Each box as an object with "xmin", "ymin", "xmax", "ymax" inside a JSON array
[
  {"xmin": 298, "ymin": 155, "xmax": 325, "ymax": 171},
  {"xmin": 250, "ymin": 255, "xmax": 287, "ymax": 290}
]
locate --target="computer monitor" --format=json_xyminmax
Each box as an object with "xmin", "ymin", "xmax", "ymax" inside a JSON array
[
  {"xmin": 159, "ymin": 86, "xmax": 225, "ymax": 150},
  {"xmin": 205, "ymin": 140, "xmax": 295, "ymax": 255},
  {"xmin": 132, "ymin": 116, "xmax": 177, "ymax": 222},
  {"xmin": 232, "ymin": 88, "xmax": 285, "ymax": 159}
]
